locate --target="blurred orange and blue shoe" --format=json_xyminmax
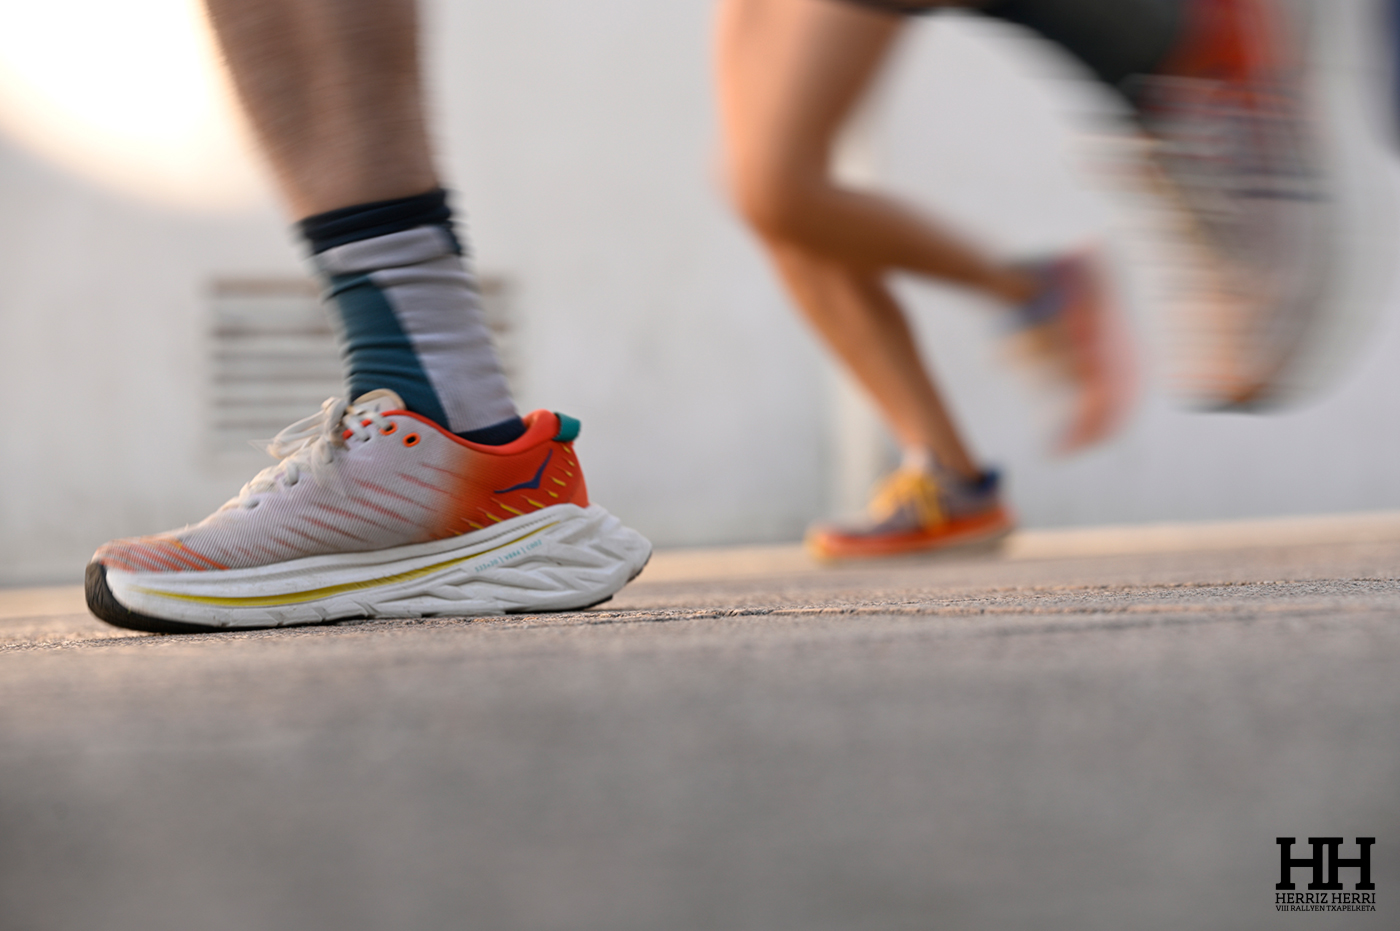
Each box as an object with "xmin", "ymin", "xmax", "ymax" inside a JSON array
[
  {"xmin": 807, "ymin": 466, "xmax": 1014, "ymax": 561},
  {"xmin": 86, "ymin": 390, "xmax": 652, "ymax": 632},
  {"xmin": 1139, "ymin": 0, "xmax": 1331, "ymax": 408}
]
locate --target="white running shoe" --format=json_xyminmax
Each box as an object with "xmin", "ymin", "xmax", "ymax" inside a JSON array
[{"xmin": 86, "ymin": 391, "xmax": 652, "ymax": 633}]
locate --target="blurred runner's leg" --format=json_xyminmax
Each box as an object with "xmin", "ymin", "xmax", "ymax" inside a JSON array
[{"xmin": 718, "ymin": 0, "xmax": 1131, "ymax": 559}]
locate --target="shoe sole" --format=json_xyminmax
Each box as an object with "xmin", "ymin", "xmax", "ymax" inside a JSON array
[
  {"xmin": 86, "ymin": 504, "xmax": 652, "ymax": 633},
  {"xmin": 807, "ymin": 507, "xmax": 1016, "ymax": 562}
]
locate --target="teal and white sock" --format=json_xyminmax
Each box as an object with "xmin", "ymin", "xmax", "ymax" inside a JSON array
[{"xmin": 300, "ymin": 188, "xmax": 525, "ymax": 445}]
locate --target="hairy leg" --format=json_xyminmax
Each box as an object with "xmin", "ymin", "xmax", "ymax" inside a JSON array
[
  {"xmin": 202, "ymin": 0, "xmax": 438, "ymax": 216},
  {"xmin": 202, "ymin": 0, "xmax": 519, "ymax": 438}
]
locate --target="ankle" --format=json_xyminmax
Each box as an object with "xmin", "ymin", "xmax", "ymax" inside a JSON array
[{"xmin": 901, "ymin": 447, "xmax": 981, "ymax": 484}]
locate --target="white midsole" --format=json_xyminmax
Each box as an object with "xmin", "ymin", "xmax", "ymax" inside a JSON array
[{"xmin": 104, "ymin": 504, "xmax": 651, "ymax": 628}]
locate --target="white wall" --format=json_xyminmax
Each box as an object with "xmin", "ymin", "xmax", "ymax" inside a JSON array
[{"xmin": 1, "ymin": 0, "xmax": 1397, "ymax": 586}]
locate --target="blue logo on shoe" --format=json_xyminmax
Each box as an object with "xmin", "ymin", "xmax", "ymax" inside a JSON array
[{"xmin": 494, "ymin": 450, "xmax": 552, "ymax": 494}]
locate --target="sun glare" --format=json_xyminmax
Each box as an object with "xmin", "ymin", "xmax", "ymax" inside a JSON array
[{"xmin": 0, "ymin": 0, "xmax": 267, "ymax": 210}]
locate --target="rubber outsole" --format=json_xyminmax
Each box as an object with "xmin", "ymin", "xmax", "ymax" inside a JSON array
[
  {"xmin": 85, "ymin": 548, "xmax": 653, "ymax": 635},
  {"xmin": 85, "ymin": 562, "xmax": 348, "ymax": 634},
  {"xmin": 807, "ymin": 510, "xmax": 1015, "ymax": 563}
]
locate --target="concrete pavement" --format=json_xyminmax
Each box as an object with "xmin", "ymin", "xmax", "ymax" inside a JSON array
[{"xmin": 1, "ymin": 512, "xmax": 1397, "ymax": 930}]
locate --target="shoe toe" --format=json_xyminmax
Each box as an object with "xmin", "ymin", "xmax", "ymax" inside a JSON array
[{"xmin": 84, "ymin": 562, "xmax": 211, "ymax": 635}]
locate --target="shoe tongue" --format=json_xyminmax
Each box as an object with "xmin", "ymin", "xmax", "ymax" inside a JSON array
[{"xmin": 349, "ymin": 389, "xmax": 405, "ymax": 416}]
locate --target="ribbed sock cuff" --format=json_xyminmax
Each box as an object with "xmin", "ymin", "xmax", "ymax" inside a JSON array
[{"xmin": 299, "ymin": 188, "xmax": 462, "ymax": 255}]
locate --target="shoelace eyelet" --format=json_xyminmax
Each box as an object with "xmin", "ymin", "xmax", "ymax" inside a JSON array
[
  {"xmin": 380, "ymin": 423, "xmax": 397, "ymax": 436},
  {"xmin": 403, "ymin": 433, "xmax": 420, "ymax": 447}
]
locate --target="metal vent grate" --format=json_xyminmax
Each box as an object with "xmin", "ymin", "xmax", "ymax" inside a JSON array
[{"xmin": 208, "ymin": 275, "xmax": 515, "ymax": 453}]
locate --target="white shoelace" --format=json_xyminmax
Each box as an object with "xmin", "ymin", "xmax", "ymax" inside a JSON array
[{"xmin": 227, "ymin": 397, "xmax": 386, "ymax": 508}]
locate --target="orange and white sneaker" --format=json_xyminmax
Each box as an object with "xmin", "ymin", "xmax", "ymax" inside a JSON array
[
  {"xmin": 86, "ymin": 390, "xmax": 652, "ymax": 633},
  {"xmin": 806, "ymin": 466, "xmax": 1014, "ymax": 561}
]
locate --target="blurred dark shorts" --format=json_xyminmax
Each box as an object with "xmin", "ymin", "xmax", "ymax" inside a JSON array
[{"xmin": 834, "ymin": 0, "xmax": 1185, "ymax": 105}]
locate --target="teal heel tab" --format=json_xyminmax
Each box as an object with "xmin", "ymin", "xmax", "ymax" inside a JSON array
[{"xmin": 553, "ymin": 413, "xmax": 581, "ymax": 442}]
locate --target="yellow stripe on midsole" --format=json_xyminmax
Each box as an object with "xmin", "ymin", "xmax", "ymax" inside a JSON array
[{"xmin": 131, "ymin": 523, "xmax": 556, "ymax": 608}]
